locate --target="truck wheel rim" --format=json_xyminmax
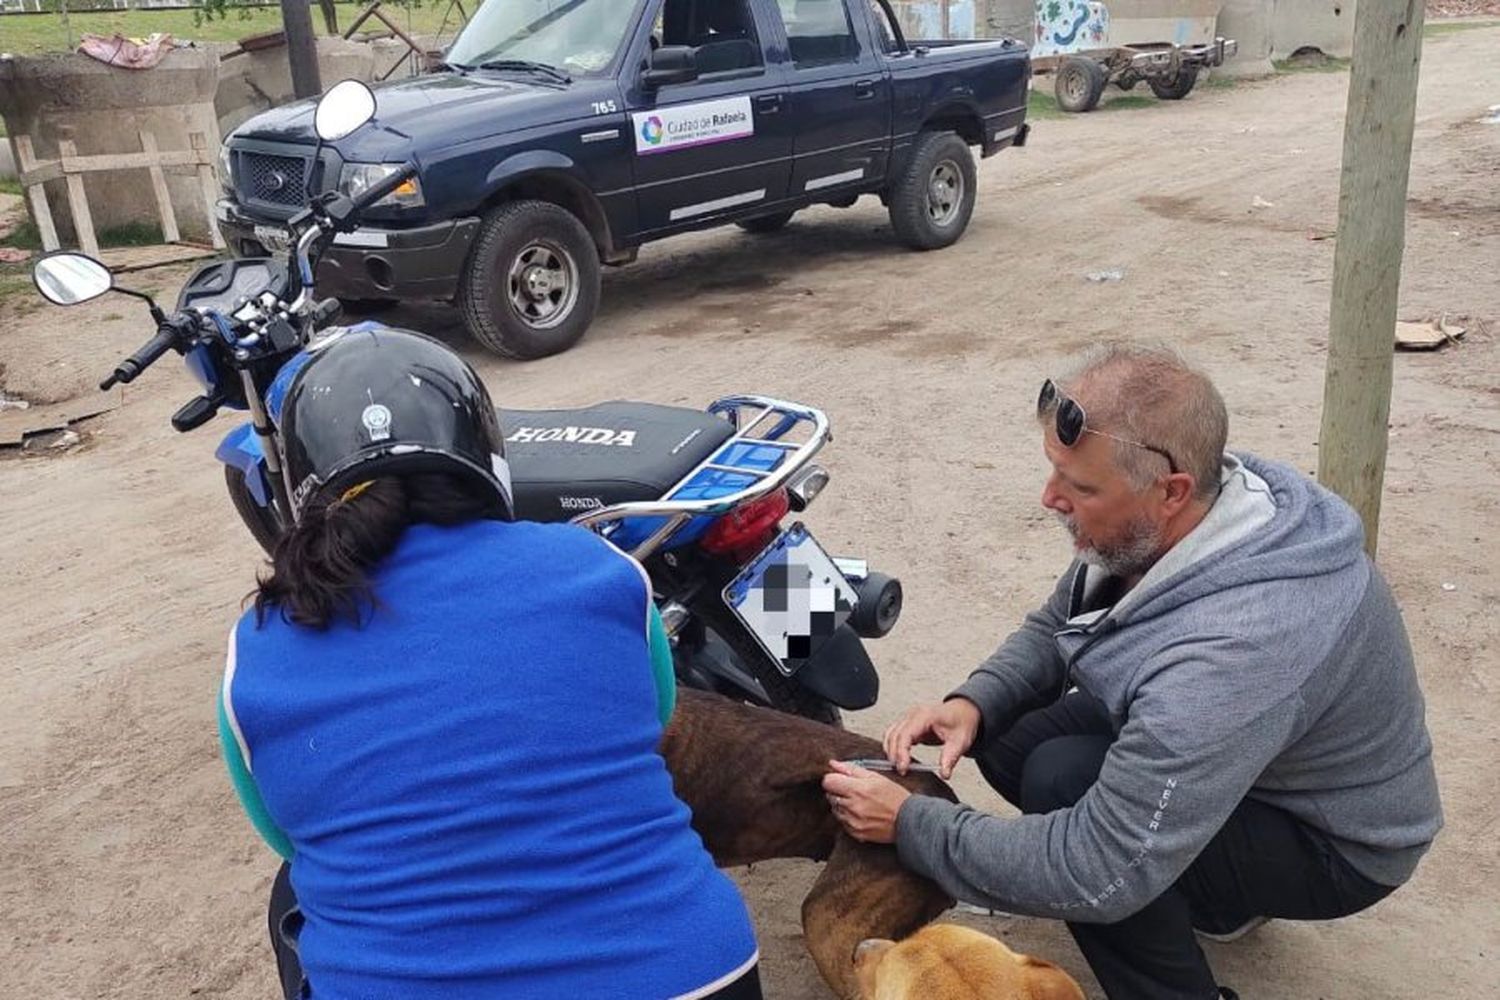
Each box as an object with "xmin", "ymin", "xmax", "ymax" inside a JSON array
[
  {"xmin": 1062, "ymin": 68, "xmax": 1088, "ymax": 104},
  {"xmin": 506, "ymin": 240, "xmax": 579, "ymax": 330},
  {"xmin": 927, "ymin": 161, "xmax": 963, "ymax": 227}
]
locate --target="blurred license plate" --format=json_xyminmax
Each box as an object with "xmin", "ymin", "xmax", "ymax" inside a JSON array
[
  {"xmin": 254, "ymin": 224, "xmax": 290, "ymax": 252},
  {"xmin": 724, "ymin": 523, "xmax": 856, "ymax": 676}
]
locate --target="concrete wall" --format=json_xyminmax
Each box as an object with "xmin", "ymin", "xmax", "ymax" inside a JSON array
[
  {"xmin": 0, "ymin": 48, "xmax": 221, "ymax": 244},
  {"xmin": 215, "ymin": 35, "xmax": 423, "ymax": 138},
  {"xmin": 0, "ymin": 37, "xmax": 425, "ymax": 244},
  {"xmin": 1269, "ymin": 1, "xmax": 1354, "ymax": 60},
  {"xmin": 1218, "ymin": 1, "xmax": 1356, "ymax": 74}
]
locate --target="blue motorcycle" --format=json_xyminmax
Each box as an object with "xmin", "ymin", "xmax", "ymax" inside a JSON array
[{"xmin": 31, "ymin": 81, "xmax": 902, "ymax": 722}]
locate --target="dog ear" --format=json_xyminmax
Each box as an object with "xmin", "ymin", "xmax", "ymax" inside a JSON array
[{"xmin": 1020, "ymin": 955, "xmax": 1087, "ymax": 1000}]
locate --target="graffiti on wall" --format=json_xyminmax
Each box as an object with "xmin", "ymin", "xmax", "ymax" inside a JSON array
[{"xmin": 1032, "ymin": 0, "xmax": 1110, "ymax": 56}]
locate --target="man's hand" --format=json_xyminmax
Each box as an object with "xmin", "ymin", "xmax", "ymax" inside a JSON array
[
  {"xmin": 883, "ymin": 698, "xmax": 982, "ymax": 780},
  {"xmin": 822, "ymin": 760, "xmax": 910, "ymax": 844}
]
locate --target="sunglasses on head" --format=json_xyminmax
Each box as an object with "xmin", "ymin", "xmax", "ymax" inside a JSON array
[{"xmin": 1037, "ymin": 379, "xmax": 1180, "ymax": 475}]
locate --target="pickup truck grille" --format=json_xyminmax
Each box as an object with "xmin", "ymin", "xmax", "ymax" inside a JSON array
[{"xmin": 240, "ymin": 152, "xmax": 315, "ymax": 208}]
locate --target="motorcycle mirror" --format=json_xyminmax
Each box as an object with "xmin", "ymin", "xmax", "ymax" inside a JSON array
[
  {"xmin": 314, "ymin": 79, "xmax": 377, "ymax": 142},
  {"xmin": 33, "ymin": 252, "xmax": 114, "ymax": 306}
]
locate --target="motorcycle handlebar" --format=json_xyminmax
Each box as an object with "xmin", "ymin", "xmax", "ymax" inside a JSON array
[{"xmin": 99, "ymin": 323, "xmax": 181, "ymax": 391}]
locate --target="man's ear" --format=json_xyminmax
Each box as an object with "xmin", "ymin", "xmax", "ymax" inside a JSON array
[{"xmin": 1160, "ymin": 471, "xmax": 1197, "ymax": 513}]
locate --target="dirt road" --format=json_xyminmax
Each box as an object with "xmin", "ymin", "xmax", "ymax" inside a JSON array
[{"xmin": 3, "ymin": 25, "xmax": 1497, "ymax": 999}]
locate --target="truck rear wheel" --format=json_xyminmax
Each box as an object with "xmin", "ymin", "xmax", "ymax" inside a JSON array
[
  {"xmin": 1055, "ymin": 56, "xmax": 1107, "ymax": 113},
  {"xmin": 887, "ymin": 131, "xmax": 976, "ymax": 251},
  {"xmin": 459, "ymin": 200, "xmax": 601, "ymax": 361},
  {"xmin": 1149, "ymin": 64, "xmax": 1199, "ymax": 101}
]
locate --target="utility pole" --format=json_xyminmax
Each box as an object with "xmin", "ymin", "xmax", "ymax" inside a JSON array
[
  {"xmin": 281, "ymin": 0, "xmax": 323, "ymax": 99},
  {"xmin": 1318, "ymin": 0, "xmax": 1426, "ymax": 557}
]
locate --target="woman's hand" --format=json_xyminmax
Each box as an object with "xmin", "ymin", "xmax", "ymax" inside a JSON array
[{"xmin": 821, "ymin": 760, "xmax": 911, "ymax": 844}]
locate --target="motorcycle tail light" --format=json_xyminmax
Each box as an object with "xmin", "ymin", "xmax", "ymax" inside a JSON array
[{"xmin": 701, "ymin": 488, "xmax": 790, "ymax": 558}]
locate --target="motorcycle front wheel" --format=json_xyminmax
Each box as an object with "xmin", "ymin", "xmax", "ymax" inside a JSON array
[{"xmin": 225, "ymin": 466, "xmax": 288, "ymax": 555}]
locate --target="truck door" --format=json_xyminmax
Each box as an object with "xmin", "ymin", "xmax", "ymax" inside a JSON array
[
  {"xmin": 769, "ymin": 0, "xmax": 892, "ymax": 200},
  {"xmin": 623, "ymin": 0, "xmax": 794, "ymax": 237}
]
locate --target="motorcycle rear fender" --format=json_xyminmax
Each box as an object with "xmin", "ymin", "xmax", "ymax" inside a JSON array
[
  {"xmin": 216, "ymin": 423, "xmax": 271, "ymax": 506},
  {"xmin": 793, "ymin": 624, "xmax": 880, "ymax": 710}
]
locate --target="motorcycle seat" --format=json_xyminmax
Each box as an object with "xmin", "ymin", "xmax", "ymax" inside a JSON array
[{"xmin": 499, "ymin": 402, "xmax": 736, "ymax": 523}]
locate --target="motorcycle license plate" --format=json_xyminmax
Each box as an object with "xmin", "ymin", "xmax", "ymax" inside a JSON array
[
  {"xmin": 723, "ymin": 523, "xmax": 857, "ymax": 677},
  {"xmin": 254, "ymin": 224, "xmax": 291, "ymax": 252}
]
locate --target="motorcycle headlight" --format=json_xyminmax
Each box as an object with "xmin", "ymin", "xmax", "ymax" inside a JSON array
[
  {"xmin": 339, "ymin": 162, "xmax": 425, "ymax": 208},
  {"xmin": 218, "ymin": 143, "xmax": 235, "ymax": 193}
]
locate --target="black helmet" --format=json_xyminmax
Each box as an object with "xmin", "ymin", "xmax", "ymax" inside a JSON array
[{"xmin": 279, "ymin": 325, "xmax": 513, "ymax": 521}]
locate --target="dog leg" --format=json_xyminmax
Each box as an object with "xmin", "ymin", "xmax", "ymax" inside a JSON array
[{"xmin": 801, "ymin": 833, "xmax": 954, "ymax": 999}]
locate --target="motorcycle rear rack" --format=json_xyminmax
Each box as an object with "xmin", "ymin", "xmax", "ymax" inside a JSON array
[{"xmin": 568, "ymin": 394, "xmax": 830, "ymax": 561}]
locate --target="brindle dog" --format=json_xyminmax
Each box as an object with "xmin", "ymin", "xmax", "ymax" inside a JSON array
[{"xmin": 660, "ymin": 689, "xmax": 958, "ymax": 999}]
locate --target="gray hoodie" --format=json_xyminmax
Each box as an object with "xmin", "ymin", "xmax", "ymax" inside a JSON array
[{"xmin": 895, "ymin": 454, "xmax": 1442, "ymax": 923}]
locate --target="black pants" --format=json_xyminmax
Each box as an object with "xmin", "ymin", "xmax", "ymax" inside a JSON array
[
  {"xmin": 268, "ymin": 862, "xmax": 764, "ymax": 1000},
  {"xmin": 974, "ymin": 692, "xmax": 1395, "ymax": 1000}
]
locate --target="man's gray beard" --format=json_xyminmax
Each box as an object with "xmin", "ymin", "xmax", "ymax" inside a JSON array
[{"xmin": 1058, "ymin": 513, "xmax": 1164, "ymax": 579}]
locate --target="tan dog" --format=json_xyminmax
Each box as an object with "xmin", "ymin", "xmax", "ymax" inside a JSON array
[{"xmin": 855, "ymin": 923, "xmax": 1087, "ymax": 1000}]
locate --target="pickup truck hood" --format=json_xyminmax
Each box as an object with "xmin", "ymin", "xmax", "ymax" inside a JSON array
[{"xmin": 230, "ymin": 72, "xmax": 583, "ymax": 161}]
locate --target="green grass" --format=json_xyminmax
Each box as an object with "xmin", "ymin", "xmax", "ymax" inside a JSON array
[
  {"xmin": 1027, "ymin": 86, "xmax": 1171, "ymax": 119},
  {"xmin": 1027, "ymin": 89, "xmax": 1066, "ymax": 120},
  {"xmin": 0, "ymin": 2, "xmax": 465, "ymax": 56},
  {"xmin": 1274, "ymin": 54, "xmax": 1352, "ymax": 74},
  {"xmin": 1203, "ymin": 72, "xmax": 1239, "ymax": 91},
  {"xmin": 1, "ymin": 220, "xmax": 41, "ymax": 251},
  {"xmin": 1425, "ymin": 19, "xmax": 1500, "ymax": 38},
  {"xmin": 0, "ymin": 219, "xmax": 159, "ymax": 251},
  {"xmin": 0, "ymin": 177, "xmax": 20, "ymax": 197}
]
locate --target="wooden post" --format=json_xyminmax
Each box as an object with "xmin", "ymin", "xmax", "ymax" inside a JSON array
[
  {"xmin": 191, "ymin": 132, "xmax": 227, "ymax": 250},
  {"xmin": 138, "ymin": 130, "xmax": 181, "ymax": 245},
  {"xmin": 56, "ymin": 138, "xmax": 100, "ymax": 258},
  {"xmin": 281, "ymin": 0, "xmax": 323, "ymax": 99},
  {"xmin": 1318, "ymin": 0, "xmax": 1426, "ymax": 557},
  {"xmin": 12, "ymin": 135, "xmax": 60, "ymax": 252}
]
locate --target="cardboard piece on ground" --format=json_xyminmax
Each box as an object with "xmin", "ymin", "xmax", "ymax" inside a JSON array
[
  {"xmin": 0, "ymin": 399, "xmax": 116, "ymax": 448},
  {"xmin": 1395, "ymin": 319, "xmax": 1466, "ymax": 351}
]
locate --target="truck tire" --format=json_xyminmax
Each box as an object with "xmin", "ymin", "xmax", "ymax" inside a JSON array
[
  {"xmin": 1149, "ymin": 64, "xmax": 1199, "ymax": 101},
  {"xmin": 458, "ymin": 200, "xmax": 601, "ymax": 361},
  {"xmin": 1055, "ymin": 56, "xmax": 1107, "ymax": 113},
  {"xmin": 737, "ymin": 211, "xmax": 795, "ymax": 234},
  {"xmin": 887, "ymin": 131, "xmax": 977, "ymax": 252}
]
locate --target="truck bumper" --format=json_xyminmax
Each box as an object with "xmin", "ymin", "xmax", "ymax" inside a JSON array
[
  {"xmin": 1128, "ymin": 36, "xmax": 1238, "ymax": 72},
  {"xmin": 215, "ymin": 199, "xmax": 479, "ymax": 301}
]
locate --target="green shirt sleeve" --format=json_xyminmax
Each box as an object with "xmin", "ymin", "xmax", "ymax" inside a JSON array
[
  {"xmin": 648, "ymin": 601, "xmax": 676, "ymax": 725},
  {"xmin": 218, "ymin": 687, "xmax": 295, "ymax": 861}
]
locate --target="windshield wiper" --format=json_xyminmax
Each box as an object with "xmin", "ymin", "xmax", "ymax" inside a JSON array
[{"xmin": 473, "ymin": 59, "xmax": 572, "ymax": 85}]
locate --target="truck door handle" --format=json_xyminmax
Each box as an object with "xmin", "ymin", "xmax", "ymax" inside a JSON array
[
  {"xmin": 854, "ymin": 80, "xmax": 877, "ymax": 100},
  {"xmin": 755, "ymin": 94, "xmax": 783, "ymax": 113}
]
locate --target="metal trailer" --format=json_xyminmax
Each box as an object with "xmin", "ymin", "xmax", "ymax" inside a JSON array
[{"xmin": 1037, "ymin": 36, "xmax": 1237, "ymax": 113}]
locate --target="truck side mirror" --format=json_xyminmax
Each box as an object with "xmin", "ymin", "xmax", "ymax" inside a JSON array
[{"xmin": 643, "ymin": 45, "xmax": 698, "ymax": 89}]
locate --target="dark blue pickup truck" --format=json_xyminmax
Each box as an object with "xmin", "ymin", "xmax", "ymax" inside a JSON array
[{"xmin": 217, "ymin": 0, "xmax": 1030, "ymax": 359}]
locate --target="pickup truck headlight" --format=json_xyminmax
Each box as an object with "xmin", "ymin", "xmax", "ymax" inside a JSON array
[
  {"xmin": 218, "ymin": 143, "xmax": 235, "ymax": 193},
  {"xmin": 339, "ymin": 162, "xmax": 425, "ymax": 208}
]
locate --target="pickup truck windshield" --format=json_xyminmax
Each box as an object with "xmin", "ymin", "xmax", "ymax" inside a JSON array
[{"xmin": 447, "ymin": 0, "xmax": 642, "ymax": 78}]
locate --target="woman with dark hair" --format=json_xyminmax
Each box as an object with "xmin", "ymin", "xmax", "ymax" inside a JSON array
[{"xmin": 217, "ymin": 327, "xmax": 761, "ymax": 999}]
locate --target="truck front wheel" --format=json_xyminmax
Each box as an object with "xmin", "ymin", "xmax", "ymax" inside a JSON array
[
  {"xmin": 459, "ymin": 200, "xmax": 601, "ymax": 361},
  {"xmin": 887, "ymin": 131, "xmax": 976, "ymax": 251}
]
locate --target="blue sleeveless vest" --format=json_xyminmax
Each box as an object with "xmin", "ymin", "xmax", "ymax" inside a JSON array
[{"xmin": 225, "ymin": 520, "xmax": 756, "ymax": 999}]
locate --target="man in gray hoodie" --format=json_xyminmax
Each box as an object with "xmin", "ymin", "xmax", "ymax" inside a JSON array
[{"xmin": 822, "ymin": 345, "xmax": 1442, "ymax": 1000}]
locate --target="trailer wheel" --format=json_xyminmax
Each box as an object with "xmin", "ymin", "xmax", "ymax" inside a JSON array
[
  {"xmin": 1056, "ymin": 56, "xmax": 1107, "ymax": 113},
  {"xmin": 1149, "ymin": 64, "xmax": 1200, "ymax": 101}
]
